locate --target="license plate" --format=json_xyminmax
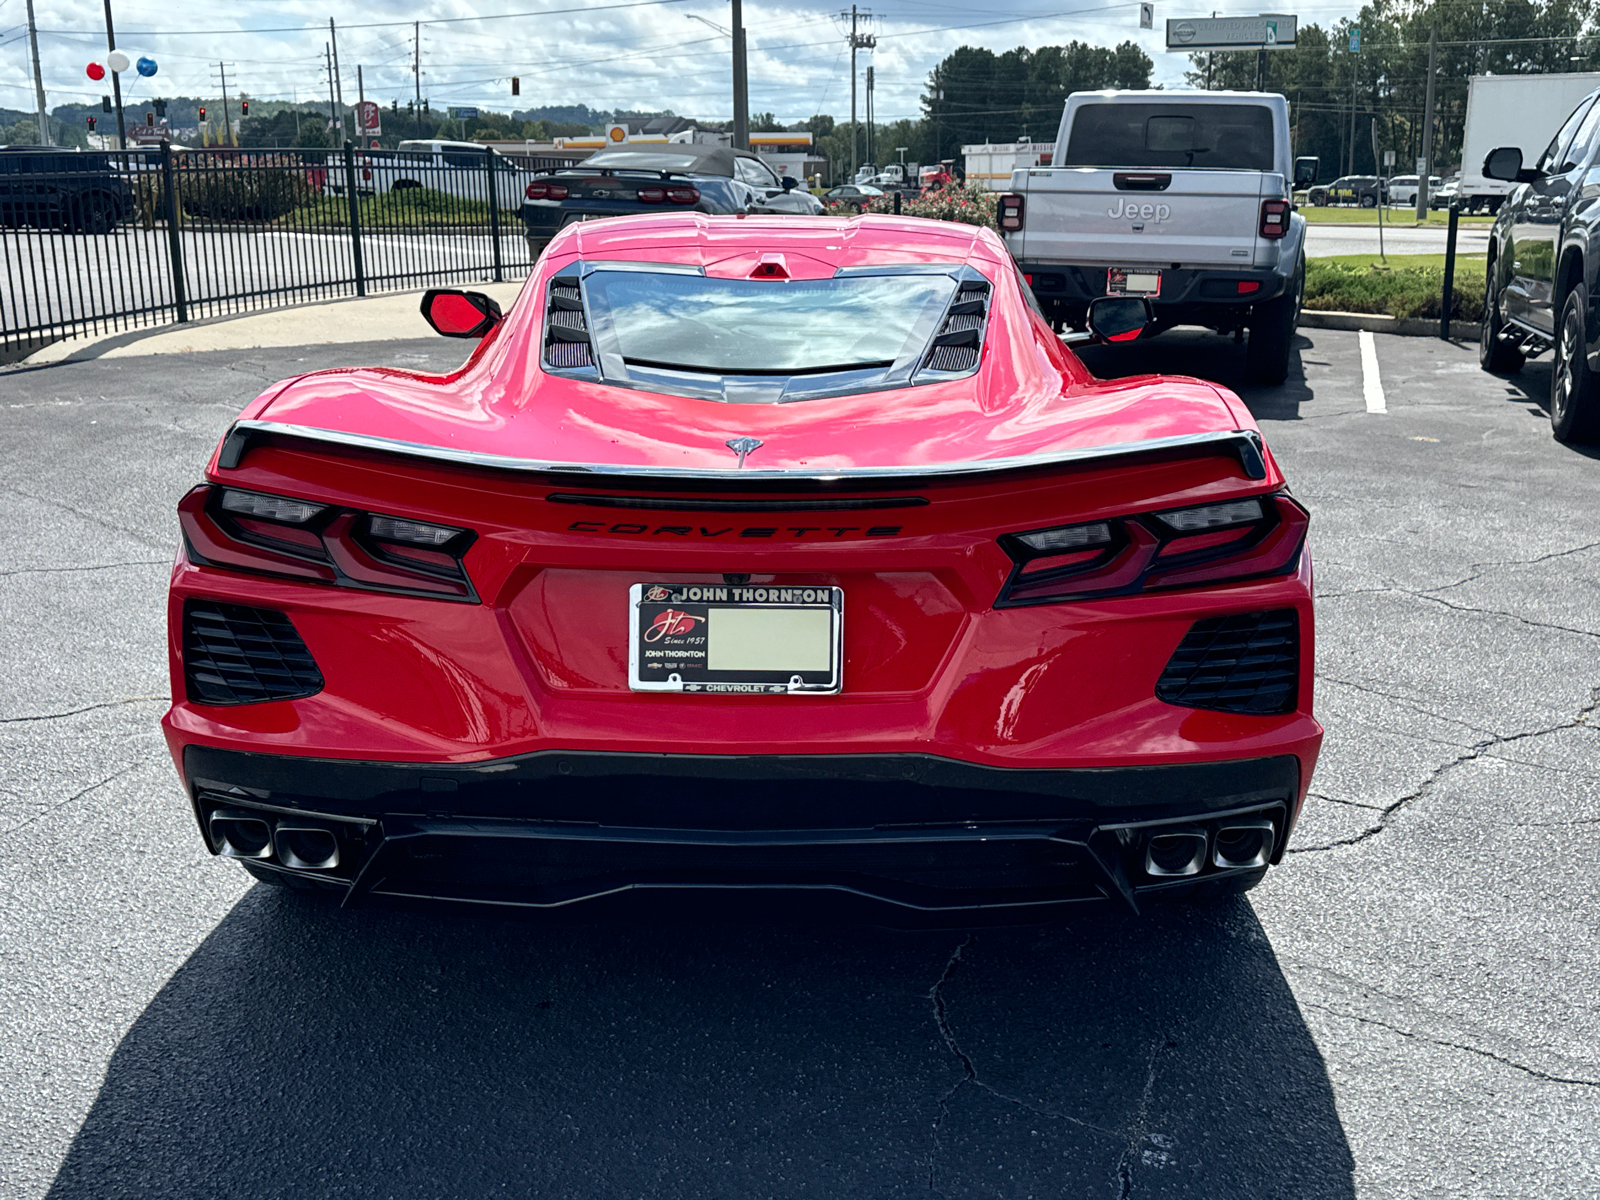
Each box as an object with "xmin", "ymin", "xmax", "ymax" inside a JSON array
[
  {"xmin": 1107, "ymin": 268, "xmax": 1161, "ymax": 297},
  {"xmin": 629, "ymin": 583, "xmax": 843, "ymax": 694}
]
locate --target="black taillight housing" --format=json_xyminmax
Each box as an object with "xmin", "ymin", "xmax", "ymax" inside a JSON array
[
  {"xmin": 1259, "ymin": 198, "xmax": 1290, "ymax": 240},
  {"xmin": 997, "ymin": 493, "xmax": 1308, "ymax": 607},
  {"xmin": 998, "ymin": 193, "xmax": 1024, "ymax": 232},
  {"xmin": 179, "ymin": 486, "xmax": 478, "ymax": 601}
]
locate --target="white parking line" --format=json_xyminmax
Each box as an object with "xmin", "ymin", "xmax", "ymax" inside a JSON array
[{"xmin": 1360, "ymin": 330, "xmax": 1387, "ymax": 414}]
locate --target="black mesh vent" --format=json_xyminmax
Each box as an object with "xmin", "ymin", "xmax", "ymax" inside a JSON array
[
  {"xmin": 1156, "ymin": 609, "xmax": 1298, "ymax": 715},
  {"xmin": 543, "ymin": 277, "xmax": 593, "ymax": 370},
  {"xmin": 920, "ymin": 277, "xmax": 990, "ymax": 375},
  {"xmin": 184, "ymin": 601, "xmax": 324, "ymax": 706}
]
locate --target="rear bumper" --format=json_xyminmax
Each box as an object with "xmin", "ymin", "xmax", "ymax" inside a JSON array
[
  {"xmin": 521, "ymin": 200, "xmax": 716, "ymax": 236},
  {"xmin": 1016, "ymin": 262, "xmax": 1291, "ymax": 322},
  {"xmin": 184, "ymin": 744, "xmax": 1300, "ymax": 920}
]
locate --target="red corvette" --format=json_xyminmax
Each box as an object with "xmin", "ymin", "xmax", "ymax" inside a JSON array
[{"xmin": 163, "ymin": 212, "xmax": 1319, "ymax": 920}]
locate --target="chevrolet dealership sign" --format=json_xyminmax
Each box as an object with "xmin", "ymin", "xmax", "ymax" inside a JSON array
[{"xmin": 1166, "ymin": 14, "xmax": 1298, "ymax": 50}]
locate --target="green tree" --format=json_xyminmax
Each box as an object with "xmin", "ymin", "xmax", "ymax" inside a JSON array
[{"xmin": 750, "ymin": 112, "xmax": 785, "ymax": 132}]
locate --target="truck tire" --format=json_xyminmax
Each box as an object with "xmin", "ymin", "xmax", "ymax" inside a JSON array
[
  {"xmin": 1245, "ymin": 260, "xmax": 1302, "ymax": 385},
  {"xmin": 1551, "ymin": 282, "xmax": 1600, "ymax": 443},
  {"xmin": 1479, "ymin": 259, "xmax": 1525, "ymax": 374}
]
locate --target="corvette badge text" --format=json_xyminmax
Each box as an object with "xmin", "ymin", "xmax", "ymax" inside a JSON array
[
  {"xmin": 571, "ymin": 522, "xmax": 902, "ymax": 539},
  {"xmin": 1107, "ymin": 199, "xmax": 1171, "ymax": 222}
]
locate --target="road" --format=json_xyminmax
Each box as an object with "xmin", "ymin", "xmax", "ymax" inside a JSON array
[
  {"xmin": 1304, "ymin": 221, "xmax": 1493, "ymax": 258},
  {"xmin": 1, "ymin": 327, "xmax": 1597, "ymax": 1198}
]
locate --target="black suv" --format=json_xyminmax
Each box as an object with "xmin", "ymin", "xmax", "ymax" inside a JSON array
[
  {"xmin": 0, "ymin": 146, "xmax": 136, "ymax": 235},
  {"xmin": 1480, "ymin": 87, "xmax": 1600, "ymax": 442}
]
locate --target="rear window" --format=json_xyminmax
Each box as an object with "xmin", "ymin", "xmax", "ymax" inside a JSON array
[
  {"xmin": 585, "ymin": 270, "xmax": 956, "ymax": 375},
  {"xmin": 1065, "ymin": 103, "xmax": 1275, "ymax": 171}
]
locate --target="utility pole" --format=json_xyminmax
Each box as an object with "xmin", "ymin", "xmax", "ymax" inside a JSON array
[
  {"xmin": 26, "ymin": 0, "xmax": 49, "ymax": 145},
  {"xmin": 866, "ymin": 65, "xmax": 874, "ymax": 169},
  {"xmin": 1418, "ymin": 23, "xmax": 1438, "ymax": 219},
  {"xmin": 1347, "ymin": 38, "xmax": 1358, "ymax": 176},
  {"xmin": 325, "ymin": 44, "xmax": 338, "ymax": 137},
  {"xmin": 214, "ymin": 62, "xmax": 233, "ymax": 142},
  {"xmin": 414, "ymin": 22, "xmax": 423, "ymax": 139},
  {"xmin": 329, "ymin": 18, "xmax": 346, "ymax": 140},
  {"xmin": 102, "ymin": 0, "xmax": 126, "ymax": 149},
  {"xmin": 358, "ymin": 65, "xmax": 365, "ymax": 107},
  {"xmin": 845, "ymin": 6, "xmax": 875, "ymax": 180},
  {"xmin": 731, "ymin": 0, "xmax": 748, "ymax": 149}
]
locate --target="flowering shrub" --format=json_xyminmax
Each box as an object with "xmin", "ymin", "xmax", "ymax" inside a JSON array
[{"xmin": 823, "ymin": 181, "xmax": 999, "ymax": 230}]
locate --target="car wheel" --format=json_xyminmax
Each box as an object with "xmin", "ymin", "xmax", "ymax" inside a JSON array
[
  {"xmin": 73, "ymin": 194, "xmax": 117, "ymax": 235},
  {"xmin": 1479, "ymin": 257, "xmax": 1525, "ymax": 374},
  {"xmin": 1358, "ymin": 194, "xmax": 1377, "ymax": 209},
  {"xmin": 1244, "ymin": 259, "xmax": 1302, "ymax": 385},
  {"xmin": 1551, "ymin": 281, "xmax": 1600, "ymax": 443}
]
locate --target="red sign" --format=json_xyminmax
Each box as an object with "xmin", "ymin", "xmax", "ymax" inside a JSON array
[{"xmin": 357, "ymin": 101, "xmax": 381, "ymax": 135}]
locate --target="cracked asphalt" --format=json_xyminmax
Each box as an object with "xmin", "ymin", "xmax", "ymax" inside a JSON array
[{"xmin": 1, "ymin": 325, "xmax": 1597, "ymax": 1198}]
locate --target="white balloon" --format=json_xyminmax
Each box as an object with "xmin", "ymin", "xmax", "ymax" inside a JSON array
[{"xmin": 107, "ymin": 49, "xmax": 131, "ymax": 72}]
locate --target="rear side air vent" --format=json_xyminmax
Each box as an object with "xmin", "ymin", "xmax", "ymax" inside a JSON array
[
  {"xmin": 184, "ymin": 601, "xmax": 324, "ymax": 706},
  {"xmin": 1156, "ymin": 609, "xmax": 1299, "ymax": 715},
  {"xmin": 921, "ymin": 278, "xmax": 991, "ymax": 375},
  {"xmin": 543, "ymin": 277, "xmax": 593, "ymax": 370}
]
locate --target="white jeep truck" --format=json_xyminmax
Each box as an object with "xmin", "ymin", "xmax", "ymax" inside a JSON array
[{"xmin": 1000, "ymin": 90, "xmax": 1317, "ymax": 384}]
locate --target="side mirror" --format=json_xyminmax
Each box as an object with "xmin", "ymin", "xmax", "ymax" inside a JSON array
[
  {"xmin": 1293, "ymin": 156, "xmax": 1319, "ymax": 187},
  {"xmin": 421, "ymin": 289, "xmax": 502, "ymax": 338},
  {"xmin": 1087, "ymin": 295, "xmax": 1152, "ymax": 344},
  {"xmin": 781, "ymin": 176, "xmax": 798, "ymax": 192},
  {"xmin": 1483, "ymin": 146, "xmax": 1527, "ymax": 183}
]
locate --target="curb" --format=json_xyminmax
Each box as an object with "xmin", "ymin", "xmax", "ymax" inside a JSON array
[{"xmin": 1300, "ymin": 309, "xmax": 1481, "ymax": 342}]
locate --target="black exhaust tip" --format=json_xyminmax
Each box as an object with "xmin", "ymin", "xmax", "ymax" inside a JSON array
[
  {"xmin": 275, "ymin": 826, "xmax": 341, "ymax": 871},
  {"xmin": 209, "ymin": 811, "xmax": 273, "ymax": 860},
  {"xmin": 1213, "ymin": 820, "xmax": 1275, "ymax": 870},
  {"xmin": 1144, "ymin": 828, "xmax": 1207, "ymax": 877}
]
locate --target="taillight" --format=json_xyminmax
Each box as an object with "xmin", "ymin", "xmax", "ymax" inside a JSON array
[
  {"xmin": 1259, "ymin": 199, "xmax": 1290, "ymax": 239},
  {"xmin": 665, "ymin": 186, "xmax": 700, "ymax": 205},
  {"xmin": 997, "ymin": 493, "xmax": 1308, "ymax": 607},
  {"xmin": 637, "ymin": 186, "xmax": 666, "ymax": 204},
  {"xmin": 525, "ymin": 182, "xmax": 569, "ymax": 200},
  {"xmin": 998, "ymin": 193, "xmax": 1024, "ymax": 231},
  {"xmin": 178, "ymin": 486, "xmax": 478, "ymax": 601}
]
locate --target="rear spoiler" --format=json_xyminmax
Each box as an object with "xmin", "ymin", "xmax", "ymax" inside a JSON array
[{"xmin": 217, "ymin": 421, "xmax": 1267, "ymax": 483}]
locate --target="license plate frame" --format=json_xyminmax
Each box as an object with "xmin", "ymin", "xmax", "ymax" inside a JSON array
[
  {"xmin": 1107, "ymin": 267, "xmax": 1162, "ymax": 297},
  {"xmin": 628, "ymin": 583, "xmax": 844, "ymax": 695}
]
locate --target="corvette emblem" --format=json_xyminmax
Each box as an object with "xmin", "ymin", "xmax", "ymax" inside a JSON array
[{"xmin": 725, "ymin": 436, "xmax": 763, "ymax": 468}]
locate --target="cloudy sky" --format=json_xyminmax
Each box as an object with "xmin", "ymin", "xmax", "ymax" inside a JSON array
[{"xmin": 3, "ymin": 0, "xmax": 1364, "ymax": 124}]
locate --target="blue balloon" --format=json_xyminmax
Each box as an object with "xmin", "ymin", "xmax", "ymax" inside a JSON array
[{"xmin": 136, "ymin": 56, "xmax": 157, "ymax": 77}]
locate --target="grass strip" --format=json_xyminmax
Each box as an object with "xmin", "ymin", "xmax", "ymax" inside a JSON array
[
  {"xmin": 1298, "ymin": 205, "xmax": 1495, "ymax": 227},
  {"xmin": 1305, "ymin": 254, "xmax": 1487, "ymax": 321}
]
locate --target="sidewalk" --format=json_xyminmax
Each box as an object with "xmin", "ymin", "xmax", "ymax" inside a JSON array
[{"xmin": 24, "ymin": 282, "xmax": 528, "ymax": 365}]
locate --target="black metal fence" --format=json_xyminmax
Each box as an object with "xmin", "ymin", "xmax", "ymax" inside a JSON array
[{"xmin": 0, "ymin": 143, "xmax": 583, "ymax": 361}]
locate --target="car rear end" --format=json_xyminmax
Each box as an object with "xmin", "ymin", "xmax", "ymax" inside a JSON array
[
  {"xmin": 1002, "ymin": 92, "xmax": 1302, "ymax": 333},
  {"xmin": 163, "ymin": 229, "xmax": 1318, "ymax": 921},
  {"xmin": 520, "ymin": 149, "xmax": 728, "ymax": 256}
]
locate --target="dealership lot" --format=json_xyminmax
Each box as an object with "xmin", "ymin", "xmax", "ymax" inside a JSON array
[{"xmin": 1, "ymin": 327, "xmax": 1596, "ymax": 1197}]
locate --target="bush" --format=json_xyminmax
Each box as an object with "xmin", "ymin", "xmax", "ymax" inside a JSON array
[
  {"xmin": 826, "ymin": 181, "xmax": 999, "ymax": 229},
  {"xmin": 177, "ymin": 163, "xmax": 312, "ymax": 222},
  {"xmin": 1303, "ymin": 258, "xmax": 1486, "ymax": 322}
]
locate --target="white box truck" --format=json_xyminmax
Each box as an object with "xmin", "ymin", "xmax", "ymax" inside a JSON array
[
  {"xmin": 962, "ymin": 141, "xmax": 1054, "ymax": 191},
  {"xmin": 1461, "ymin": 72, "xmax": 1600, "ymax": 213}
]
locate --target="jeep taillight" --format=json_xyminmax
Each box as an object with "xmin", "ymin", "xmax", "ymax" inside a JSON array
[
  {"xmin": 997, "ymin": 493, "xmax": 1308, "ymax": 606},
  {"xmin": 1259, "ymin": 199, "xmax": 1290, "ymax": 239},
  {"xmin": 998, "ymin": 193, "xmax": 1024, "ymax": 232},
  {"xmin": 179, "ymin": 486, "xmax": 478, "ymax": 601}
]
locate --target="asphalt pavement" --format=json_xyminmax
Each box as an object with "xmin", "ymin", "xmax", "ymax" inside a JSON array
[
  {"xmin": 1303, "ymin": 221, "xmax": 1493, "ymax": 258},
  {"xmin": 1, "ymin": 324, "xmax": 1596, "ymax": 1198}
]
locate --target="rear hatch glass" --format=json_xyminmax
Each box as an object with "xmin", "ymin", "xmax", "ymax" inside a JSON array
[{"xmin": 1065, "ymin": 103, "xmax": 1274, "ymax": 171}]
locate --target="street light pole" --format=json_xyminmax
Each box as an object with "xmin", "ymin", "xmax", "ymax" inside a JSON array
[{"xmin": 731, "ymin": 0, "xmax": 748, "ymax": 150}]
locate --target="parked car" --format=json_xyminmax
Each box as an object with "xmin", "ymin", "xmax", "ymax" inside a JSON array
[
  {"xmin": 1430, "ymin": 176, "xmax": 1462, "ymax": 209},
  {"xmin": 166, "ymin": 211, "xmax": 1318, "ymax": 917},
  {"xmin": 519, "ymin": 145, "xmax": 823, "ymax": 259},
  {"xmin": 1481, "ymin": 85, "xmax": 1600, "ymax": 442},
  {"xmin": 822, "ymin": 183, "xmax": 885, "ymax": 211},
  {"xmin": 1001, "ymin": 89, "xmax": 1313, "ymax": 384},
  {"xmin": 0, "ymin": 146, "xmax": 136, "ymax": 234},
  {"xmin": 1386, "ymin": 175, "xmax": 1442, "ymax": 206},
  {"xmin": 345, "ymin": 139, "xmax": 539, "ymax": 209},
  {"xmin": 1325, "ymin": 175, "xmax": 1387, "ymax": 207}
]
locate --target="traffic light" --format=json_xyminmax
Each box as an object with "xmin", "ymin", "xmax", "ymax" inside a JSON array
[
  {"xmin": 101, "ymin": 95, "xmax": 111, "ymax": 113},
  {"xmin": 198, "ymin": 106, "xmax": 206, "ymax": 121},
  {"xmin": 511, "ymin": 76, "xmax": 520, "ymax": 96},
  {"xmin": 392, "ymin": 98, "xmax": 398, "ymax": 111},
  {"xmin": 145, "ymin": 111, "xmax": 154, "ymax": 125},
  {"xmin": 86, "ymin": 116, "xmax": 97, "ymax": 131},
  {"xmin": 422, "ymin": 99, "xmax": 429, "ymax": 113},
  {"xmin": 240, "ymin": 99, "xmax": 249, "ymax": 116},
  {"xmin": 153, "ymin": 98, "xmax": 167, "ymax": 117},
  {"xmin": 407, "ymin": 99, "xmax": 414, "ymax": 113}
]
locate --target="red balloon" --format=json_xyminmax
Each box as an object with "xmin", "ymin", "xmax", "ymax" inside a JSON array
[{"xmin": 86, "ymin": 62, "xmax": 105, "ymax": 81}]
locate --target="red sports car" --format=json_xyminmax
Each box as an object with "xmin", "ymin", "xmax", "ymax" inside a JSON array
[{"xmin": 163, "ymin": 212, "xmax": 1319, "ymax": 919}]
